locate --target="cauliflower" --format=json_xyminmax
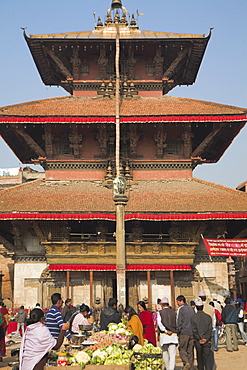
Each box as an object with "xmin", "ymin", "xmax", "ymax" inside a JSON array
[
  {"xmin": 116, "ymin": 328, "xmax": 127, "ymax": 335},
  {"xmin": 117, "ymin": 323, "xmax": 126, "ymax": 329},
  {"xmin": 108, "ymin": 323, "xmax": 118, "ymax": 331},
  {"xmin": 92, "ymin": 349, "xmax": 108, "ymax": 361},
  {"xmin": 74, "ymin": 351, "xmax": 90, "ymax": 366}
]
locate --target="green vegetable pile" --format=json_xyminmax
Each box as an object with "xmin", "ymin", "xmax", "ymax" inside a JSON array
[
  {"xmin": 88, "ymin": 343, "xmax": 133, "ymax": 365},
  {"xmin": 132, "ymin": 340, "xmax": 164, "ymax": 370},
  {"xmin": 68, "ymin": 322, "xmax": 163, "ymax": 369},
  {"xmin": 69, "ymin": 340, "xmax": 163, "ymax": 369},
  {"xmin": 107, "ymin": 321, "xmax": 133, "ymax": 337}
]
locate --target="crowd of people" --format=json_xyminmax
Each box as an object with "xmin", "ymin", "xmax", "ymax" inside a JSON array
[{"xmin": 0, "ymin": 292, "xmax": 246, "ymax": 369}]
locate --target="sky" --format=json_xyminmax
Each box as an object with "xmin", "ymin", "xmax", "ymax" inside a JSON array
[{"xmin": 0, "ymin": 0, "xmax": 246, "ymax": 189}]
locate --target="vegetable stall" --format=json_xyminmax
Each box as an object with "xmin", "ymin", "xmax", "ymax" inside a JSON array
[{"xmin": 44, "ymin": 321, "xmax": 163, "ymax": 369}]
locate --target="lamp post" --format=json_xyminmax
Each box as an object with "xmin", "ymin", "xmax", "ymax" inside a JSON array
[
  {"xmin": 113, "ymin": 6, "xmax": 128, "ymax": 306},
  {"xmin": 114, "ymin": 181, "xmax": 128, "ymax": 307}
]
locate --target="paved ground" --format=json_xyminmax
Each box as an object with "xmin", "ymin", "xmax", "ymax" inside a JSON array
[{"xmin": 1, "ymin": 340, "xmax": 246, "ymax": 369}]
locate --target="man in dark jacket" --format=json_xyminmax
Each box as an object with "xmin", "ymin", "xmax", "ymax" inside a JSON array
[
  {"xmin": 158, "ymin": 297, "xmax": 178, "ymax": 370},
  {"xmin": 100, "ymin": 298, "xmax": 121, "ymax": 331},
  {"xmin": 222, "ymin": 297, "xmax": 238, "ymax": 352},
  {"xmin": 176, "ymin": 295, "xmax": 195, "ymax": 370},
  {"xmin": 16, "ymin": 305, "xmax": 27, "ymax": 336},
  {"xmin": 62, "ymin": 298, "xmax": 73, "ymax": 321},
  {"xmin": 191, "ymin": 297, "xmax": 213, "ymax": 370}
]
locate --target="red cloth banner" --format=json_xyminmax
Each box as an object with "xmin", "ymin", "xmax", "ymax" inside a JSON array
[
  {"xmin": 203, "ymin": 238, "xmax": 247, "ymax": 257},
  {"xmin": 0, "ymin": 212, "xmax": 247, "ymax": 221},
  {"xmin": 49, "ymin": 264, "xmax": 191, "ymax": 271},
  {"xmin": 0, "ymin": 114, "xmax": 246, "ymax": 124},
  {"xmin": 126, "ymin": 264, "xmax": 191, "ymax": 271}
]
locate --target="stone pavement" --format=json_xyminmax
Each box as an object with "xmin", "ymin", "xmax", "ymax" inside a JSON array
[{"xmin": 0, "ymin": 340, "xmax": 246, "ymax": 369}]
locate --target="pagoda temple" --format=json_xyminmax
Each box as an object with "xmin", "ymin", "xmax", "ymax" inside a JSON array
[{"xmin": 0, "ymin": 0, "xmax": 247, "ymax": 309}]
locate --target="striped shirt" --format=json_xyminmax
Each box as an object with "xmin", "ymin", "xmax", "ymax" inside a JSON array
[{"xmin": 45, "ymin": 305, "xmax": 70, "ymax": 339}]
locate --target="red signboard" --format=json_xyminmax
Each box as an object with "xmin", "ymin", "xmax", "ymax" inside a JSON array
[{"xmin": 203, "ymin": 238, "xmax": 247, "ymax": 257}]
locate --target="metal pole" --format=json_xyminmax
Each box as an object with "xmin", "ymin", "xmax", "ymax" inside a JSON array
[
  {"xmin": 147, "ymin": 271, "xmax": 151, "ymax": 309},
  {"xmin": 66, "ymin": 271, "xmax": 70, "ymax": 298},
  {"xmin": 115, "ymin": 22, "xmax": 120, "ymax": 178},
  {"xmin": 90, "ymin": 271, "xmax": 93, "ymax": 308},
  {"xmin": 114, "ymin": 20, "xmax": 127, "ymax": 307},
  {"xmin": 170, "ymin": 270, "xmax": 175, "ymax": 309}
]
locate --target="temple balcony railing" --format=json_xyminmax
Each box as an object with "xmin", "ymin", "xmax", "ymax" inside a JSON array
[{"xmin": 43, "ymin": 240, "xmax": 197, "ymax": 266}]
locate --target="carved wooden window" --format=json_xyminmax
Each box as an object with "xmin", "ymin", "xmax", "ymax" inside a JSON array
[
  {"xmin": 39, "ymin": 221, "xmax": 64, "ymax": 241},
  {"xmin": 163, "ymin": 141, "xmax": 181, "ymax": 156},
  {"xmin": 146, "ymin": 59, "xmax": 154, "ymax": 77},
  {"xmin": 54, "ymin": 131, "xmax": 72, "ymax": 155},
  {"xmin": 108, "ymin": 136, "xmax": 116, "ymax": 158}
]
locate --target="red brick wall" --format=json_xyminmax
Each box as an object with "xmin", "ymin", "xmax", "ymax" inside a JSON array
[
  {"xmin": 133, "ymin": 169, "xmax": 192, "ymax": 180},
  {"xmin": 73, "ymin": 90, "xmax": 98, "ymax": 97},
  {"xmin": 138, "ymin": 90, "xmax": 163, "ymax": 97},
  {"xmin": 46, "ymin": 170, "xmax": 106, "ymax": 180}
]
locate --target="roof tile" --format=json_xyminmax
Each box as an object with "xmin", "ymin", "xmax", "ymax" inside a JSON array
[
  {"xmin": 0, "ymin": 178, "xmax": 247, "ymax": 213},
  {"xmin": 0, "ymin": 96, "xmax": 246, "ymax": 118}
]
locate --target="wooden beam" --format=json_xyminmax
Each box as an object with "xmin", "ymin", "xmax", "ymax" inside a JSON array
[
  {"xmin": 45, "ymin": 48, "xmax": 73, "ymax": 79},
  {"xmin": 31, "ymin": 221, "xmax": 47, "ymax": 242},
  {"xmin": 234, "ymin": 227, "xmax": 247, "ymax": 238},
  {"xmin": 192, "ymin": 125, "xmax": 224, "ymax": 157},
  {"xmin": 0, "ymin": 234, "xmax": 15, "ymax": 252},
  {"xmin": 90, "ymin": 271, "xmax": 93, "ymax": 308},
  {"xmin": 163, "ymin": 49, "xmax": 188, "ymax": 79},
  {"xmin": 170, "ymin": 270, "xmax": 175, "ymax": 309},
  {"xmin": 147, "ymin": 271, "xmax": 151, "ymax": 309},
  {"xmin": 13, "ymin": 127, "xmax": 46, "ymax": 157}
]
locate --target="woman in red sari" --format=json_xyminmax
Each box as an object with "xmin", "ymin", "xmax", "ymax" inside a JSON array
[
  {"xmin": 0, "ymin": 302, "xmax": 8, "ymax": 359},
  {"xmin": 137, "ymin": 301, "xmax": 156, "ymax": 346}
]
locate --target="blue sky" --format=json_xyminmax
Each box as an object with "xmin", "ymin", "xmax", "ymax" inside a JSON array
[{"xmin": 0, "ymin": 0, "xmax": 246, "ymax": 188}]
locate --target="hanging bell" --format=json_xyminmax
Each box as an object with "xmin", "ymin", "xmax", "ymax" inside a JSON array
[{"xmin": 111, "ymin": 0, "xmax": 122, "ymax": 10}]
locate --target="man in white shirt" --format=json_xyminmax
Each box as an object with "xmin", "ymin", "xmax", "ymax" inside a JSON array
[
  {"xmin": 71, "ymin": 304, "xmax": 90, "ymax": 333},
  {"xmin": 157, "ymin": 297, "xmax": 178, "ymax": 370}
]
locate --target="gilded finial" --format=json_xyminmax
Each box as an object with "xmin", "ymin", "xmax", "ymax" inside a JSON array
[
  {"xmin": 130, "ymin": 14, "xmax": 137, "ymax": 27},
  {"xmin": 114, "ymin": 10, "xmax": 120, "ymax": 23},
  {"xmin": 120, "ymin": 13, "xmax": 128, "ymax": 26},
  {"xmin": 105, "ymin": 11, "xmax": 113, "ymax": 25},
  {"xmin": 97, "ymin": 17, "xmax": 103, "ymax": 27}
]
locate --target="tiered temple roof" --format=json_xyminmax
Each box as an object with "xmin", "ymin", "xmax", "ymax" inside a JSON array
[
  {"xmin": 0, "ymin": 95, "xmax": 246, "ymax": 118},
  {"xmin": 0, "ymin": 178, "xmax": 246, "ymax": 220}
]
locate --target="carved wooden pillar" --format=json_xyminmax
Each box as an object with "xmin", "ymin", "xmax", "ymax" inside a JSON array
[
  {"xmin": 98, "ymin": 44, "xmax": 108, "ymax": 79},
  {"xmin": 154, "ymin": 124, "xmax": 166, "ymax": 159},
  {"xmin": 129, "ymin": 125, "xmax": 139, "ymax": 158},
  {"xmin": 97, "ymin": 125, "xmax": 108, "ymax": 158},
  {"xmin": 90, "ymin": 271, "xmax": 93, "ymax": 308},
  {"xmin": 182, "ymin": 124, "xmax": 192, "ymax": 159},
  {"xmin": 147, "ymin": 271, "xmax": 151, "ymax": 309},
  {"xmin": 154, "ymin": 46, "xmax": 164, "ymax": 79},
  {"xmin": 131, "ymin": 220, "xmax": 144, "ymax": 242},
  {"xmin": 70, "ymin": 47, "xmax": 81, "ymax": 80},
  {"xmin": 11, "ymin": 221, "xmax": 26, "ymax": 251},
  {"xmin": 170, "ymin": 270, "xmax": 175, "ymax": 309},
  {"xmin": 96, "ymin": 220, "xmax": 107, "ymax": 241},
  {"xmin": 69, "ymin": 125, "xmax": 82, "ymax": 158},
  {"xmin": 44, "ymin": 124, "xmax": 53, "ymax": 158},
  {"xmin": 66, "ymin": 271, "xmax": 70, "ymax": 299},
  {"xmin": 127, "ymin": 45, "xmax": 137, "ymax": 80}
]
